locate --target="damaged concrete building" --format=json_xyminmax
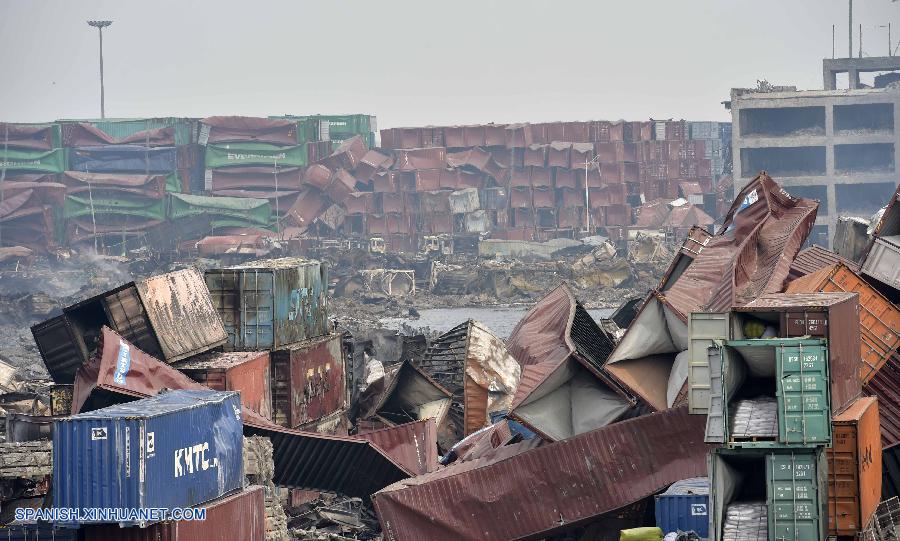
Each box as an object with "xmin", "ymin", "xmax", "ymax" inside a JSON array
[{"xmin": 728, "ymin": 57, "xmax": 900, "ymax": 247}]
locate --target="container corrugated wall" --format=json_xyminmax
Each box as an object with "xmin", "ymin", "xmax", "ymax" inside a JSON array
[
  {"xmin": 83, "ymin": 485, "xmax": 265, "ymax": 541},
  {"xmin": 53, "ymin": 390, "xmax": 244, "ymax": 524},
  {"xmin": 271, "ymin": 333, "xmax": 346, "ymax": 428}
]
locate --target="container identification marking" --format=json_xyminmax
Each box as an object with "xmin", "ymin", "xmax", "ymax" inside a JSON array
[{"xmin": 113, "ymin": 341, "xmax": 131, "ymax": 385}]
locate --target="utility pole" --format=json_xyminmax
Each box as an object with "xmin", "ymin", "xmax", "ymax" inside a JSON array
[{"xmin": 87, "ymin": 20, "xmax": 112, "ymax": 119}]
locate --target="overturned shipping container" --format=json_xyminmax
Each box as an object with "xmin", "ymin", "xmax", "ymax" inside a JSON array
[
  {"xmin": 31, "ymin": 267, "xmax": 228, "ymax": 383},
  {"xmin": 205, "ymin": 257, "xmax": 328, "ymax": 351},
  {"xmin": 54, "ymin": 390, "xmax": 244, "ymax": 525}
]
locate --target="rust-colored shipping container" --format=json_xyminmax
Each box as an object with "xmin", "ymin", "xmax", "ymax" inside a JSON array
[
  {"xmin": 828, "ymin": 396, "xmax": 882, "ymax": 536},
  {"xmin": 271, "ymin": 333, "xmax": 346, "ymax": 429},
  {"xmin": 786, "ymin": 262, "xmax": 900, "ymax": 384},
  {"xmin": 173, "ymin": 351, "xmax": 272, "ymax": 420},
  {"xmin": 84, "ymin": 485, "xmax": 265, "ymax": 541}
]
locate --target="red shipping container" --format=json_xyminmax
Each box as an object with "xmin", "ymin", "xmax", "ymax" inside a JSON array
[
  {"xmin": 524, "ymin": 145, "xmax": 547, "ymax": 167},
  {"xmin": 599, "ymin": 162, "xmax": 620, "ymax": 184},
  {"xmin": 399, "ymin": 127, "xmax": 423, "ymax": 149},
  {"xmin": 547, "ymin": 143, "xmax": 571, "ymax": 168},
  {"xmin": 605, "ymin": 204, "xmax": 633, "ymax": 226},
  {"xmin": 174, "ymin": 351, "xmax": 272, "ymax": 420},
  {"xmin": 509, "ymin": 167, "xmax": 531, "ymax": 188},
  {"xmin": 372, "ymin": 171, "xmax": 398, "ymax": 193},
  {"xmin": 424, "ymin": 212, "xmax": 453, "ymax": 234},
  {"xmin": 609, "ymin": 121, "xmax": 625, "ymax": 142},
  {"xmin": 594, "ymin": 142, "xmax": 617, "ymax": 163},
  {"xmin": 443, "ymin": 126, "xmax": 465, "ymax": 148},
  {"xmin": 615, "ymin": 142, "xmax": 638, "ymax": 163},
  {"xmin": 271, "ymin": 333, "xmax": 346, "ymax": 429},
  {"xmin": 531, "ymin": 166, "xmax": 553, "ymax": 188},
  {"xmin": 84, "ymin": 486, "xmax": 266, "ymax": 541},
  {"xmin": 577, "ymin": 165, "xmax": 602, "ymax": 189},
  {"xmin": 560, "ymin": 187, "xmax": 586, "ymax": 207},
  {"xmin": 344, "ymin": 192, "xmax": 373, "ymax": 215},
  {"xmin": 464, "ymin": 125, "xmax": 486, "ymax": 147},
  {"xmin": 564, "ymin": 122, "xmax": 590, "ymax": 143},
  {"xmin": 484, "ymin": 125, "xmax": 506, "ymax": 147},
  {"xmin": 512, "ymin": 208, "xmax": 535, "ymax": 228},
  {"xmin": 532, "ymin": 186, "xmax": 556, "ymax": 208},
  {"xmin": 558, "ymin": 206, "xmax": 585, "ymax": 228},
  {"xmin": 621, "ymin": 162, "xmax": 640, "ymax": 183},
  {"xmin": 457, "ymin": 170, "xmax": 484, "ymax": 190},
  {"xmin": 379, "ymin": 192, "xmax": 405, "ymax": 214},
  {"xmin": 590, "ymin": 121, "xmax": 612, "ymax": 143},
  {"xmin": 510, "ymin": 187, "xmax": 532, "ymax": 208},
  {"xmin": 554, "ymin": 167, "xmax": 578, "ymax": 190}
]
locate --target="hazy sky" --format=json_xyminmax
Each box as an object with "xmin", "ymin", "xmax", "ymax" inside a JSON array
[{"xmin": 1, "ymin": 0, "xmax": 898, "ymax": 128}]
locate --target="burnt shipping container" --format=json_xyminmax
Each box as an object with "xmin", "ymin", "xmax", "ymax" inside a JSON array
[
  {"xmin": 271, "ymin": 332, "xmax": 346, "ymax": 428},
  {"xmin": 828, "ymin": 396, "xmax": 882, "ymax": 537},
  {"xmin": 31, "ymin": 267, "xmax": 228, "ymax": 383},
  {"xmin": 205, "ymin": 257, "xmax": 328, "ymax": 351},
  {"xmin": 53, "ymin": 390, "xmax": 244, "ymax": 525},
  {"xmin": 83, "ymin": 485, "xmax": 265, "ymax": 541},
  {"xmin": 173, "ymin": 350, "xmax": 272, "ymax": 420}
]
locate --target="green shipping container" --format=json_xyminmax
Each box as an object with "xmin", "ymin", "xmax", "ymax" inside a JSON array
[
  {"xmin": 705, "ymin": 338, "xmax": 831, "ymax": 448},
  {"xmin": 63, "ymin": 194, "xmax": 167, "ymax": 221},
  {"xmin": 0, "ymin": 147, "xmax": 67, "ymax": 174},
  {"xmin": 59, "ymin": 117, "xmax": 197, "ymax": 146},
  {"xmin": 709, "ymin": 447, "xmax": 826, "ymax": 541},
  {"xmin": 168, "ymin": 193, "xmax": 271, "ymax": 226},
  {"xmin": 204, "ymin": 142, "xmax": 307, "ymax": 169}
]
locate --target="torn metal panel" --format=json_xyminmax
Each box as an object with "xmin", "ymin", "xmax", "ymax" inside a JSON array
[
  {"xmin": 61, "ymin": 171, "xmax": 168, "ymax": 199},
  {"xmin": 355, "ymin": 149, "xmax": 394, "ymax": 181},
  {"xmin": 362, "ymin": 360, "xmax": 452, "ymax": 427},
  {"xmin": 788, "ymin": 245, "xmax": 857, "ymax": 282},
  {"xmin": 285, "ymin": 186, "xmax": 330, "ymax": 228},
  {"xmin": 206, "ymin": 166, "xmax": 303, "ymax": 192},
  {"xmin": 374, "ymin": 406, "xmax": 710, "ymax": 541},
  {"xmin": 417, "ymin": 320, "xmax": 521, "ymax": 436},
  {"xmin": 326, "ymin": 136, "xmax": 367, "ymax": 172},
  {"xmin": 72, "ymin": 327, "xmax": 411, "ymax": 497},
  {"xmin": 358, "ymin": 269, "xmax": 416, "ymax": 296},
  {"xmin": 358, "ymin": 419, "xmax": 438, "ymax": 475},
  {"xmin": 662, "ymin": 173, "xmax": 818, "ymax": 320},
  {"xmin": 393, "ymin": 147, "xmax": 446, "ymax": 171},
  {"xmin": 506, "ymin": 284, "xmax": 631, "ymax": 441},
  {"xmin": 448, "ymin": 188, "xmax": 480, "ymax": 214}
]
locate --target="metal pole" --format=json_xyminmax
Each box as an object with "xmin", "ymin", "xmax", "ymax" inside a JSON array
[
  {"xmin": 890, "ymin": 23, "xmax": 892, "ymax": 56},
  {"xmin": 860, "ymin": 23, "xmax": 863, "ymax": 58},
  {"xmin": 833, "ymin": 25, "xmax": 836, "ymax": 59},
  {"xmin": 584, "ymin": 157, "xmax": 590, "ymax": 233},
  {"xmin": 99, "ymin": 26, "xmax": 105, "ymax": 118},
  {"xmin": 849, "ymin": 0, "xmax": 853, "ymax": 58}
]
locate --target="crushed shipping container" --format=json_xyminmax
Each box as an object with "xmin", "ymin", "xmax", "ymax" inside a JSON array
[
  {"xmin": 173, "ymin": 350, "xmax": 273, "ymax": 420},
  {"xmin": 71, "ymin": 326, "xmax": 409, "ymax": 497}
]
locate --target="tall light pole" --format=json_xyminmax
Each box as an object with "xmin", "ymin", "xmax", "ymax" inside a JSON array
[{"xmin": 87, "ymin": 20, "xmax": 112, "ymax": 119}]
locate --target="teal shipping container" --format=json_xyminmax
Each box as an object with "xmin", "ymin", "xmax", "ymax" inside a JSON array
[{"xmin": 205, "ymin": 258, "xmax": 328, "ymax": 351}]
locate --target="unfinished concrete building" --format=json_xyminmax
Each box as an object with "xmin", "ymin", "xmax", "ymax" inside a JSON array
[{"xmin": 728, "ymin": 59, "xmax": 900, "ymax": 247}]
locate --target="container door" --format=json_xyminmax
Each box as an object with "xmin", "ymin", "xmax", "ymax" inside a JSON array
[
  {"xmin": 707, "ymin": 452, "xmax": 721, "ymax": 541},
  {"xmin": 767, "ymin": 452, "xmax": 821, "ymax": 541},
  {"xmin": 205, "ymin": 271, "xmax": 240, "ymax": 349},
  {"xmin": 704, "ymin": 344, "xmax": 727, "ymax": 443},
  {"xmin": 688, "ymin": 312, "xmax": 730, "ymax": 414},
  {"xmin": 240, "ymin": 270, "xmax": 275, "ymax": 350},
  {"xmin": 777, "ymin": 343, "xmax": 832, "ymax": 445}
]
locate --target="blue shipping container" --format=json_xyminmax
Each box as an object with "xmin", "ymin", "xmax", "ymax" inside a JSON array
[
  {"xmin": 53, "ymin": 390, "xmax": 244, "ymax": 526},
  {"xmin": 654, "ymin": 477, "xmax": 709, "ymax": 537},
  {"xmin": 68, "ymin": 145, "xmax": 177, "ymax": 173}
]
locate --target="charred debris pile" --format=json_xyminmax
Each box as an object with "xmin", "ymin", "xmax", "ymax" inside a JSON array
[{"xmin": 0, "ymin": 174, "xmax": 898, "ymax": 540}]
